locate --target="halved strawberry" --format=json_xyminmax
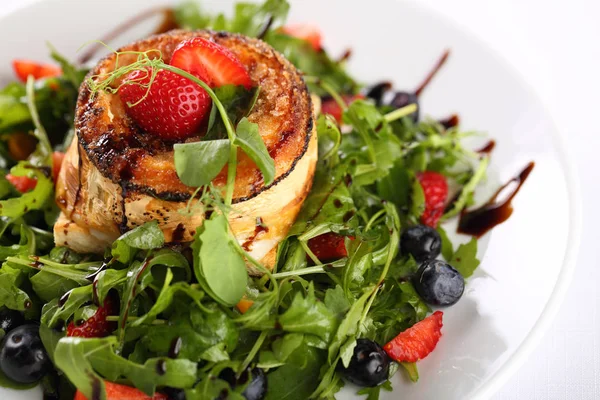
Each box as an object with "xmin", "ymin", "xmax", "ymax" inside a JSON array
[
  {"xmin": 170, "ymin": 37, "xmax": 252, "ymax": 89},
  {"xmin": 321, "ymin": 94, "xmax": 365, "ymax": 124},
  {"xmin": 384, "ymin": 311, "xmax": 443, "ymax": 363},
  {"xmin": 417, "ymin": 171, "xmax": 448, "ymax": 228},
  {"xmin": 118, "ymin": 68, "xmax": 212, "ymax": 140},
  {"xmin": 281, "ymin": 24, "xmax": 323, "ymax": 51},
  {"xmin": 12, "ymin": 60, "xmax": 61, "ymax": 82},
  {"xmin": 74, "ymin": 381, "xmax": 167, "ymax": 400},
  {"xmin": 5, "ymin": 174, "xmax": 37, "ymax": 193},
  {"xmin": 67, "ymin": 296, "xmax": 116, "ymax": 338},
  {"xmin": 307, "ymin": 232, "xmax": 351, "ymax": 262}
]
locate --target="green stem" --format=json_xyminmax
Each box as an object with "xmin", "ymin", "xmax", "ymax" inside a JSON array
[
  {"xmin": 271, "ymin": 265, "xmax": 326, "ymax": 279},
  {"xmin": 106, "ymin": 316, "xmax": 166, "ymax": 325},
  {"xmin": 384, "ymin": 103, "xmax": 418, "ymax": 123},
  {"xmin": 365, "ymin": 209, "xmax": 386, "ymax": 232},
  {"xmin": 26, "ymin": 76, "xmax": 53, "ymax": 167},
  {"xmin": 161, "ymin": 64, "xmax": 238, "ymax": 206},
  {"xmin": 304, "ymin": 76, "xmax": 346, "ymax": 110},
  {"xmin": 299, "ymin": 239, "xmax": 322, "ymax": 266},
  {"xmin": 238, "ymin": 330, "xmax": 268, "ymax": 375}
]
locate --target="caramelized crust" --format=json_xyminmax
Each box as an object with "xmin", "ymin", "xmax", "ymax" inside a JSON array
[{"xmin": 75, "ymin": 30, "xmax": 313, "ymax": 202}]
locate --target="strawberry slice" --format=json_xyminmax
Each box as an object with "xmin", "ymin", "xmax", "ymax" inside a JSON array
[
  {"xmin": 170, "ymin": 37, "xmax": 252, "ymax": 89},
  {"xmin": 5, "ymin": 174, "xmax": 37, "ymax": 193},
  {"xmin": 321, "ymin": 94, "xmax": 365, "ymax": 124},
  {"xmin": 118, "ymin": 68, "xmax": 212, "ymax": 140},
  {"xmin": 307, "ymin": 232, "xmax": 351, "ymax": 262},
  {"xmin": 67, "ymin": 296, "xmax": 116, "ymax": 338},
  {"xmin": 281, "ymin": 24, "xmax": 323, "ymax": 51},
  {"xmin": 417, "ymin": 171, "xmax": 448, "ymax": 228},
  {"xmin": 12, "ymin": 60, "xmax": 61, "ymax": 82},
  {"xmin": 74, "ymin": 381, "xmax": 167, "ymax": 400},
  {"xmin": 384, "ymin": 311, "xmax": 443, "ymax": 363}
]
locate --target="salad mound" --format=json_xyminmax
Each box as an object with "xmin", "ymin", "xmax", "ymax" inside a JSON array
[{"xmin": 0, "ymin": 0, "xmax": 533, "ymax": 399}]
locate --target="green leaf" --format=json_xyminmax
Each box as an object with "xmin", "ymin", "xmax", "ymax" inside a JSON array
[
  {"xmin": 193, "ymin": 214, "xmax": 248, "ymax": 307},
  {"xmin": 324, "ymin": 285, "xmax": 350, "ymax": 318},
  {"xmin": 111, "ymin": 221, "xmax": 165, "ymax": 263},
  {"xmin": 0, "ymin": 163, "xmax": 53, "ymax": 219},
  {"xmin": 54, "ymin": 336, "xmax": 197, "ymax": 399},
  {"xmin": 437, "ymin": 225, "xmax": 454, "ymax": 261},
  {"xmin": 49, "ymin": 44, "xmax": 88, "ymax": 89},
  {"xmin": 265, "ymin": 342, "xmax": 325, "ymax": 400},
  {"xmin": 141, "ymin": 304, "xmax": 238, "ymax": 362},
  {"xmin": 410, "ymin": 174, "xmax": 426, "ymax": 219},
  {"xmin": 328, "ymin": 289, "xmax": 371, "ymax": 363},
  {"xmin": 43, "ymin": 285, "xmax": 93, "ymax": 328},
  {"xmin": 443, "ymin": 157, "xmax": 489, "ymax": 219},
  {"xmin": 0, "ymin": 83, "xmax": 30, "ymax": 131},
  {"xmin": 234, "ymin": 117, "xmax": 275, "ymax": 185},
  {"xmin": 316, "ymin": 114, "xmax": 341, "ymax": 162},
  {"xmin": 450, "ymin": 238, "xmax": 480, "ymax": 278},
  {"xmin": 206, "ymin": 85, "xmax": 259, "ymax": 140},
  {"xmin": 377, "ymin": 162, "xmax": 411, "ymax": 211},
  {"xmin": 278, "ymin": 284, "xmax": 337, "ymax": 343},
  {"xmin": 0, "ymin": 264, "xmax": 30, "ymax": 311},
  {"xmin": 173, "ymin": 139, "xmax": 229, "ymax": 187}
]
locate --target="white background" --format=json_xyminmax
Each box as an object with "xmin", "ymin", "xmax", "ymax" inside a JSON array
[{"xmin": 0, "ymin": 0, "xmax": 598, "ymax": 398}]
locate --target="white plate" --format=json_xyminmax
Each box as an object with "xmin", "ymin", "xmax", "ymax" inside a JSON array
[{"xmin": 0, "ymin": 0, "xmax": 581, "ymax": 399}]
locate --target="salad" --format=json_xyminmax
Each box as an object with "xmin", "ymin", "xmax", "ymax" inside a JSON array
[{"xmin": 0, "ymin": 1, "xmax": 534, "ymax": 399}]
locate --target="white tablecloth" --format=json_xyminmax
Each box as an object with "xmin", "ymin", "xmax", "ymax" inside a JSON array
[{"xmin": 0, "ymin": 0, "xmax": 598, "ymax": 398}]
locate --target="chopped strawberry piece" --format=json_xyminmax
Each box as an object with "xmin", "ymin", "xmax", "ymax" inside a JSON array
[
  {"xmin": 12, "ymin": 60, "xmax": 61, "ymax": 82},
  {"xmin": 170, "ymin": 37, "xmax": 252, "ymax": 89},
  {"xmin": 52, "ymin": 151, "xmax": 65, "ymax": 182},
  {"xmin": 307, "ymin": 232, "xmax": 351, "ymax": 262},
  {"xmin": 281, "ymin": 24, "xmax": 323, "ymax": 51},
  {"xmin": 384, "ymin": 311, "xmax": 443, "ymax": 363},
  {"xmin": 321, "ymin": 94, "xmax": 365, "ymax": 124},
  {"xmin": 74, "ymin": 381, "xmax": 167, "ymax": 400},
  {"xmin": 67, "ymin": 297, "xmax": 116, "ymax": 338},
  {"xmin": 6, "ymin": 174, "xmax": 37, "ymax": 193},
  {"xmin": 118, "ymin": 68, "xmax": 212, "ymax": 140},
  {"xmin": 417, "ymin": 171, "xmax": 448, "ymax": 228}
]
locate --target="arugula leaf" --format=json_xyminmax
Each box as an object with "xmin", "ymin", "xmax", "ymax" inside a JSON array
[
  {"xmin": 141, "ymin": 303, "xmax": 238, "ymax": 362},
  {"xmin": 316, "ymin": 114, "xmax": 341, "ymax": 162},
  {"xmin": 444, "ymin": 157, "xmax": 489, "ymax": 219},
  {"xmin": 234, "ymin": 117, "xmax": 275, "ymax": 185},
  {"xmin": 0, "ymin": 263, "xmax": 31, "ymax": 311},
  {"xmin": 0, "ymin": 162, "xmax": 53, "ymax": 220},
  {"xmin": 450, "ymin": 238, "xmax": 480, "ymax": 278},
  {"xmin": 54, "ymin": 336, "xmax": 197, "ymax": 399},
  {"xmin": 0, "ymin": 83, "xmax": 30, "ymax": 132},
  {"xmin": 324, "ymin": 285, "xmax": 350, "ymax": 318},
  {"xmin": 173, "ymin": 139, "xmax": 229, "ymax": 187},
  {"xmin": 265, "ymin": 341, "xmax": 325, "ymax": 400},
  {"xmin": 401, "ymin": 362, "xmax": 419, "ymax": 382},
  {"xmin": 49, "ymin": 45, "xmax": 88, "ymax": 89},
  {"xmin": 328, "ymin": 289, "xmax": 371, "ymax": 364},
  {"xmin": 193, "ymin": 214, "xmax": 248, "ymax": 307},
  {"xmin": 42, "ymin": 285, "xmax": 92, "ymax": 328},
  {"xmin": 111, "ymin": 221, "xmax": 165, "ymax": 263},
  {"xmin": 437, "ymin": 225, "xmax": 454, "ymax": 261},
  {"xmin": 410, "ymin": 173, "xmax": 426, "ymax": 220},
  {"xmin": 278, "ymin": 284, "xmax": 337, "ymax": 343}
]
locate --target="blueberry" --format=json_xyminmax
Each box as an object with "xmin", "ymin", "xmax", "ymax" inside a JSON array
[
  {"xmin": 163, "ymin": 387, "xmax": 186, "ymax": 400},
  {"xmin": 400, "ymin": 225, "xmax": 442, "ymax": 262},
  {"xmin": 390, "ymin": 91, "xmax": 419, "ymax": 123},
  {"xmin": 0, "ymin": 307, "xmax": 25, "ymax": 334},
  {"xmin": 219, "ymin": 367, "xmax": 267, "ymax": 400},
  {"xmin": 340, "ymin": 339, "xmax": 391, "ymax": 388},
  {"xmin": 0, "ymin": 324, "xmax": 51, "ymax": 383},
  {"xmin": 413, "ymin": 260, "xmax": 464, "ymax": 306},
  {"xmin": 365, "ymin": 82, "xmax": 393, "ymax": 106}
]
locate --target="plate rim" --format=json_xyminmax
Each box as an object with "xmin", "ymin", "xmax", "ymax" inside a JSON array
[{"xmin": 0, "ymin": 0, "xmax": 583, "ymax": 399}]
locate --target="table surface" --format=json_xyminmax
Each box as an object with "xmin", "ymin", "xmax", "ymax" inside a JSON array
[{"xmin": 0, "ymin": 0, "xmax": 598, "ymax": 399}]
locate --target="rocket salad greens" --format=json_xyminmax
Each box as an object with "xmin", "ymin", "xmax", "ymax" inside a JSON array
[{"xmin": 0, "ymin": 0, "xmax": 506, "ymax": 399}]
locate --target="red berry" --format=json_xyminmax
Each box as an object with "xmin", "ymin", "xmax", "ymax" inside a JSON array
[
  {"xmin": 12, "ymin": 60, "xmax": 61, "ymax": 82},
  {"xmin": 321, "ymin": 94, "xmax": 365, "ymax": 124},
  {"xmin": 383, "ymin": 311, "xmax": 443, "ymax": 363},
  {"xmin": 417, "ymin": 171, "xmax": 448, "ymax": 227},
  {"xmin": 118, "ymin": 68, "xmax": 212, "ymax": 140},
  {"xmin": 170, "ymin": 37, "xmax": 252, "ymax": 89},
  {"xmin": 307, "ymin": 232, "xmax": 350, "ymax": 262},
  {"xmin": 74, "ymin": 381, "xmax": 167, "ymax": 400},
  {"xmin": 6, "ymin": 174, "xmax": 37, "ymax": 193},
  {"xmin": 281, "ymin": 24, "xmax": 323, "ymax": 51},
  {"xmin": 67, "ymin": 297, "xmax": 116, "ymax": 338}
]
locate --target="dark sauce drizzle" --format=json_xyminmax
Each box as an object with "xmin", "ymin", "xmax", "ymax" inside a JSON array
[
  {"xmin": 458, "ymin": 162, "xmax": 535, "ymax": 238},
  {"xmin": 476, "ymin": 140, "xmax": 496, "ymax": 155},
  {"xmin": 414, "ymin": 49, "xmax": 451, "ymax": 97},
  {"xmin": 241, "ymin": 217, "xmax": 269, "ymax": 251}
]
